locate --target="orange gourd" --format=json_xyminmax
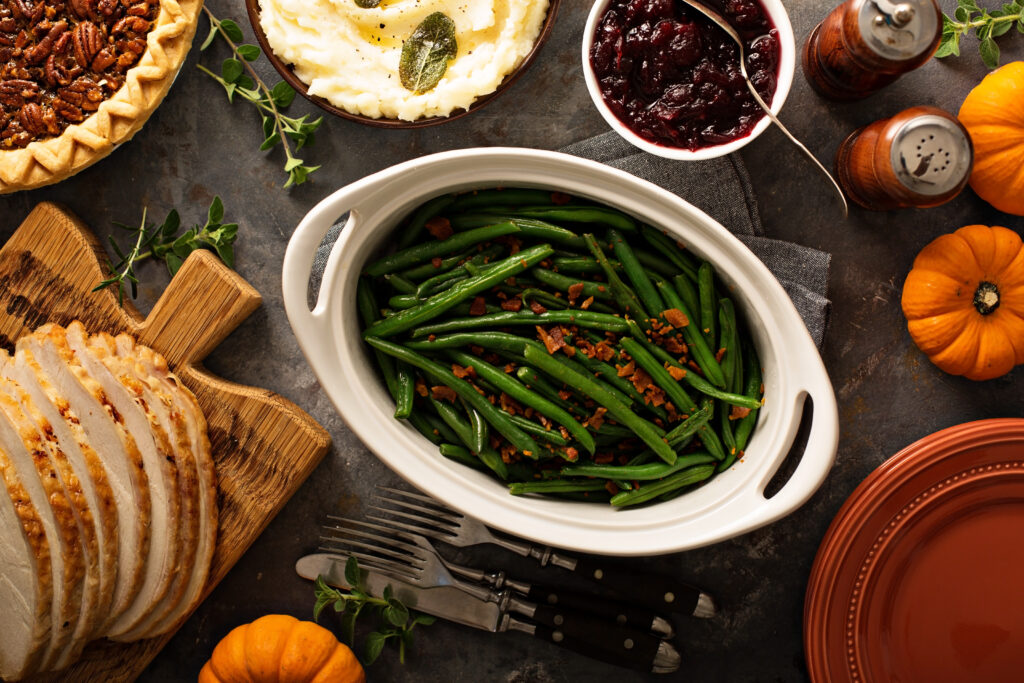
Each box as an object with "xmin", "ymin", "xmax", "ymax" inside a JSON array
[
  {"xmin": 198, "ymin": 615, "xmax": 365, "ymax": 683},
  {"xmin": 901, "ymin": 224, "xmax": 1024, "ymax": 380},
  {"xmin": 958, "ymin": 61, "xmax": 1024, "ymax": 216}
]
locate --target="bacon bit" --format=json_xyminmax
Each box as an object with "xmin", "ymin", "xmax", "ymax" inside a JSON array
[
  {"xmin": 567, "ymin": 282, "xmax": 585, "ymax": 305},
  {"xmin": 505, "ymin": 277, "xmax": 517, "ymax": 286},
  {"xmin": 604, "ymin": 481, "xmax": 620, "ymax": 495},
  {"xmin": 663, "ymin": 308, "xmax": 688, "ymax": 328},
  {"xmin": 425, "ymin": 216, "xmax": 453, "ymax": 240},
  {"xmin": 616, "ymin": 361, "xmax": 635, "ymax": 377},
  {"xmin": 500, "ymin": 444, "xmax": 516, "ymax": 463},
  {"xmin": 500, "ymin": 392, "xmax": 522, "ymax": 415},
  {"xmin": 520, "ymin": 259, "xmax": 529, "ymax": 268},
  {"xmin": 559, "ymin": 426, "xmax": 570, "ymax": 439},
  {"xmin": 451, "ymin": 364, "xmax": 474, "ymax": 379},
  {"xmin": 715, "ymin": 347, "xmax": 727, "ymax": 363},
  {"xmin": 580, "ymin": 296, "xmax": 595, "ymax": 310},
  {"xmin": 688, "ymin": 360, "xmax": 702, "ymax": 373},
  {"xmin": 647, "ymin": 386, "xmax": 666, "ymax": 406},
  {"xmin": 504, "ymin": 363, "xmax": 515, "ymax": 374},
  {"xmin": 523, "ymin": 450, "xmax": 533, "ymax": 457},
  {"xmin": 484, "ymin": 352, "xmax": 501, "ymax": 364},
  {"xmin": 431, "ymin": 386, "xmax": 457, "ymax": 402},
  {"xmin": 664, "ymin": 336, "xmax": 686, "ymax": 354},
  {"xmin": 528, "ymin": 299, "xmax": 547, "ymax": 315},
  {"xmin": 415, "ymin": 379, "xmax": 429, "ymax": 397},
  {"xmin": 565, "ymin": 447, "xmax": 579, "ymax": 461},
  {"xmin": 469, "ymin": 345, "xmax": 484, "ymax": 356},
  {"xmin": 501, "ymin": 296, "xmax": 523, "ymax": 312},
  {"xmin": 594, "ymin": 341, "xmax": 615, "ymax": 361},
  {"xmin": 594, "ymin": 452, "xmax": 614, "ymax": 464},
  {"xmin": 557, "ymin": 389, "xmax": 572, "ymax": 400},
  {"xmin": 597, "ymin": 284, "xmax": 607, "ymax": 292},
  {"xmin": 428, "ymin": 334, "xmax": 437, "ymax": 342},
  {"xmin": 536, "ymin": 326, "xmax": 565, "ymax": 354},
  {"xmin": 631, "ymin": 368, "xmax": 654, "ymax": 393},
  {"xmin": 431, "ymin": 257, "xmax": 443, "ymax": 268},
  {"xmin": 562, "ymin": 344, "xmax": 576, "ymax": 357},
  {"xmin": 549, "ymin": 326, "xmax": 566, "ymax": 348},
  {"xmin": 667, "ymin": 365, "xmax": 687, "ymax": 381},
  {"xmin": 524, "ymin": 407, "xmax": 535, "ymax": 418},
  {"xmin": 730, "ymin": 405, "xmax": 753, "ymax": 420},
  {"xmin": 551, "ymin": 191, "xmax": 572, "ymax": 205},
  {"xmin": 469, "ymin": 296, "xmax": 487, "ymax": 316},
  {"xmin": 539, "ymin": 414, "xmax": 552, "ymax": 429},
  {"xmin": 587, "ymin": 407, "xmax": 608, "ymax": 430}
]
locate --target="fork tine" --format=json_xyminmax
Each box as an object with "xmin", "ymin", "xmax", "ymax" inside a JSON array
[
  {"xmin": 376, "ymin": 486, "xmax": 463, "ymax": 520},
  {"xmin": 318, "ymin": 544, "xmax": 422, "ymax": 576},
  {"xmin": 365, "ymin": 512, "xmax": 456, "ymax": 542},
  {"xmin": 323, "ymin": 518, "xmax": 423, "ymax": 555},
  {"xmin": 318, "ymin": 533, "xmax": 426, "ymax": 567},
  {"xmin": 369, "ymin": 501, "xmax": 460, "ymax": 533}
]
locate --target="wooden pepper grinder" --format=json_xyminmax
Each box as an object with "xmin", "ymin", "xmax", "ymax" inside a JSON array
[
  {"xmin": 803, "ymin": 0, "xmax": 943, "ymax": 100},
  {"xmin": 836, "ymin": 106, "xmax": 974, "ymax": 210}
]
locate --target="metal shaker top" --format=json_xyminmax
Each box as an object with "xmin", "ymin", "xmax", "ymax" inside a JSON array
[
  {"xmin": 858, "ymin": 0, "xmax": 940, "ymax": 60},
  {"xmin": 890, "ymin": 114, "xmax": 973, "ymax": 196}
]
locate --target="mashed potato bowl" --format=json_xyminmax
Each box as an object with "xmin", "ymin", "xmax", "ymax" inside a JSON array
[{"xmin": 282, "ymin": 148, "xmax": 839, "ymax": 555}]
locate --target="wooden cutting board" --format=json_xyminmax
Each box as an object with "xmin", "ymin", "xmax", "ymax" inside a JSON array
[{"xmin": 2, "ymin": 202, "xmax": 331, "ymax": 682}]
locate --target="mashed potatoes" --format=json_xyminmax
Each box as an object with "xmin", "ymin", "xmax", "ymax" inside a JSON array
[{"xmin": 258, "ymin": 0, "xmax": 550, "ymax": 121}]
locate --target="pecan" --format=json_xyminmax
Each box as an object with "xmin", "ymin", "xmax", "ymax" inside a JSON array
[
  {"xmin": 126, "ymin": 1, "xmax": 148, "ymax": 15},
  {"xmin": 90, "ymin": 46, "xmax": 115, "ymax": 71},
  {"xmin": 24, "ymin": 20, "xmax": 66, "ymax": 64},
  {"xmin": 96, "ymin": 0, "xmax": 118, "ymax": 17},
  {"xmin": 51, "ymin": 97, "xmax": 82, "ymax": 122},
  {"xmin": 56, "ymin": 85, "xmax": 82, "ymax": 105},
  {"xmin": 0, "ymin": 78, "xmax": 38, "ymax": 106},
  {"xmin": 111, "ymin": 15, "xmax": 147, "ymax": 35},
  {"xmin": 72, "ymin": 21, "xmax": 101, "ymax": 66},
  {"xmin": 115, "ymin": 48, "xmax": 136, "ymax": 67},
  {"xmin": 44, "ymin": 52, "xmax": 71, "ymax": 87},
  {"xmin": 68, "ymin": 0, "xmax": 92, "ymax": 18},
  {"xmin": 0, "ymin": 17, "xmax": 17, "ymax": 31},
  {"xmin": 18, "ymin": 101, "xmax": 44, "ymax": 134}
]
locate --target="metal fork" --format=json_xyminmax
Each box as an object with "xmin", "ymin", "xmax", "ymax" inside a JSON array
[{"xmin": 371, "ymin": 486, "xmax": 716, "ymax": 618}]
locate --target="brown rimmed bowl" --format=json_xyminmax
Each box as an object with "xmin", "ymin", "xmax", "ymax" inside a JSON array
[{"xmin": 243, "ymin": 0, "xmax": 561, "ymax": 128}]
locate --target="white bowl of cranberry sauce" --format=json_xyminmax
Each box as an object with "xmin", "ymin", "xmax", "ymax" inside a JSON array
[{"xmin": 582, "ymin": 0, "xmax": 795, "ymax": 160}]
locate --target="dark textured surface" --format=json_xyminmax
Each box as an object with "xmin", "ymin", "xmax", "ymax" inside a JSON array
[{"xmin": 2, "ymin": 0, "xmax": 1023, "ymax": 681}]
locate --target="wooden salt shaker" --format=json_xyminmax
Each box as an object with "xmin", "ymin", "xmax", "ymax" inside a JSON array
[
  {"xmin": 803, "ymin": 0, "xmax": 943, "ymax": 100},
  {"xmin": 836, "ymin": 106, "xmax": 973, "ymax": 210}
]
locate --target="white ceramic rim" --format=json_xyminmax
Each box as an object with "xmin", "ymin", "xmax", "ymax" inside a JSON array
[
  {"xmin": 282, "ymin": 147, "xmax": 838, "ymax": 556},
  {"xmin": 580, "ymin": 0, "xmax": 796, "ymax": 160}
]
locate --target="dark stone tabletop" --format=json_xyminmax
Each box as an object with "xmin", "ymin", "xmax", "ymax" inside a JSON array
[{"xmin": 2, "ymin": 0, "xmax": 1022, "ymax": 681}]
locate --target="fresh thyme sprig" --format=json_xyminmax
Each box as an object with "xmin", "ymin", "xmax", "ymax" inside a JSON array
[
  {"xmin": 938, "ymin": 0, "xmax": 1024, "ymax": 67},
  {"xmin": 93, "ymin": 197, "xmax": 238, "ymax": 304},
  {"xmin": 313, "ymin": 557, "xmax": 435, "ymax": 665},
  {"xmin": 197, "ymin": 7, "xmax": 322, "ymax": 188}
]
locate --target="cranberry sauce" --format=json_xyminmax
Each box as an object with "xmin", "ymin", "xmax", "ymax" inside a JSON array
[{"xmin": 590, "ymin": 0, "xmax": 780, "ymax": 150}]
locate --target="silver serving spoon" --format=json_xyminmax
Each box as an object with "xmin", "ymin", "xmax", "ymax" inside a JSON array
[{"xmin": 681, "ymin": 0, "xmax": 849, "ymax": 218}]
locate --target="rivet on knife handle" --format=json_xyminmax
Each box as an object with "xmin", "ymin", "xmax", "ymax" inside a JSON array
[{"xmin": 568, "ymin": 556, "xmax": 717, "ymax": 618}]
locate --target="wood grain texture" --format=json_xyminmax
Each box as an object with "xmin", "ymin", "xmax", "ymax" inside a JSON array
[{"xmin": 3, "ymin": 202, "xmax": 331, "ymax": 682}]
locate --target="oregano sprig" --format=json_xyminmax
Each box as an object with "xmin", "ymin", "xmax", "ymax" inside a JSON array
[
  {"xmin": 938, "ymin": 0, "xmax": 1024, "ymax": 68},
  {"xmin": 197, "ymin": 7, "xmax": 322, "ymax": 187},
  {"xmin": 94, "ymin": 197, "xmax": 238, "ymax": 304},
  {"xmin": 313, "ymin": 557, "xmax": 435, "ymax": 665}
]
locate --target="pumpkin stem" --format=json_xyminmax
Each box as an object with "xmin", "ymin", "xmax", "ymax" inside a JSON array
[{"xmin": 973, "ymin": 281, "xmax": 1000, "ymax": 315}]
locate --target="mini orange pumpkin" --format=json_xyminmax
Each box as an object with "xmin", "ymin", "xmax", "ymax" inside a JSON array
[
  {"xmin": 958, "ymin": 61, "xmax": 1024, "ymax": 216},
  {"xmin": 198, "ymin": 615, "xmax": 365, "ymax": 683},
  {"xmin": 902, "ymin": 224, "xmax": 1024, "ymax": 380}
]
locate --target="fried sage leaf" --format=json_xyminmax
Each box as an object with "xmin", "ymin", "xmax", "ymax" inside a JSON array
[
  {"xmin": 354, "ymin": 0, "xmax": 381, "ymax": 7},
  {"xmin": 399, "ymin": 12, "xmax": 458, "ymax": 94}
]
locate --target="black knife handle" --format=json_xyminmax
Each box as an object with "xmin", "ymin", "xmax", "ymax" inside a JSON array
[
  {"xmin": 571, "ymin": 557, "xmax": 701, "ymax": 616},
  {"xmin": 525, "ymin": 584, "xmax": 666, "ymax": 635},
  {"xmin": 527, "ymin": 608, "xmax": 674, "ymax": 673}
]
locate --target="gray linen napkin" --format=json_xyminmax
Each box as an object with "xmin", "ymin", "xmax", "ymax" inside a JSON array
[{"xmin": 313, "ymin": 133, "xmax": 831, "ymax": 346}]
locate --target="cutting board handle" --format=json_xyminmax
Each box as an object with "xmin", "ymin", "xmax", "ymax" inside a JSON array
[{"xmin": 137, "ymin": 250, "xmax": 262, "ymax": 367}]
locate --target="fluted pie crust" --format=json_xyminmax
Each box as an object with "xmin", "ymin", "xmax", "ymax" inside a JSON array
[{"xmin": 0, "ymin": 0, "xmax": 201, "ymax": 193}]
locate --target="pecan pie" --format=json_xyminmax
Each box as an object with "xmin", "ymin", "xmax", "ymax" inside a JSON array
[{"xmin": 0, "ymin": 0, "xmax": 201, "ymax": 192}]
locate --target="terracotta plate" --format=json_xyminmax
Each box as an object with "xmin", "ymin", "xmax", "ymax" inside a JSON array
[{"xmin": 805, "ymin": 418, "xmax": 1024, "ymax": 683}]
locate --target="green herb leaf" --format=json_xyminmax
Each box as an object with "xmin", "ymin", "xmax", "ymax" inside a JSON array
[
  {"xmin": 237, "ymin": 43, "xmax": 261, "ymax": 61},
  {"xmin": 992, "ymin": 19, "xmax": 1015, "ymax": 36},
  {"xmin": 399, "ymin": 12, "xmax": 457, "ymax": 94},
  {"xmin": 200, "ymin": 24, "xmax": 218, "ymax": 50},
  {"xmin": 220, "ymin": 18, "xmax": 245, "ymax": 43},
  {"xmin": 344, "ymin": 555, "xmax": 362, "ymax": 589},
  {"xmin": 354, "ymin": 0, "xmax": 382, "ymax": 6},
  {"xmin": 364, "ymin": 632, "xmax": 388, "ymax": 664},
  {"xmin": 271, "ymin": 81, "xmax": 296, "ymax": 108},
  {"xmin": 979, "ymin": 36, "xmax": 1001, "ymax": 67},
  {"xmin": 384, "ymin": 598, "xmax": 409, "ymax": 627},
  {"xmin": 222, "ymin": 58, "xmax": 244, "ymax": 83}
]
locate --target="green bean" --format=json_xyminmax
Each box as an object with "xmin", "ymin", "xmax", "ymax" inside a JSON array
[
  {"xmin": 511, "ymin": 207, "xmax": 637, "ymax": 232},
  {"xmin": 519, "ymin": 288, "xmax": 569, "ymax": 310},
  {"xmin": 561, "ymin": 452, "xmax": 716, "ymax": 480},
  {"xmin": 620, "ymin": 337, "xmax": 698, "ymax": 413},
  {"xmin": 409, "ymin": 310, "xmax": 629, "ymax": 339},
  {"xmin": 449, "ymin": 350, "xmax": 595, "ymax": 456},
  {"xmin": 449, "ymin": 188, "xmax": 567, "ymax": 211},
  {"xmin": 608, "ymin": 229, "xmax": 665, "ymax": 316},
  {"xmin": 584, "ymin": 233, "xmax": 649, "ymax": 322},
  {"xmin": 365, "ymin": 223, "xmax": 520, "ymax": 276},
  {"xmin": 509, "ymin": 480, "xmax": 609, "ymax": 495},
  {"xmin": 396, "ymin": 195, "xmax": 456, "ymax": 249},
  {"xmin": 523, "ymin": 345, "xmax": 675, "ymax": 464},
  {"xmin": 365, "ymin": 244, "xmax": 554, "ymax": 338},
  {"xmin": 400, "ymin": 248, "xmax": 474, "ymax": 280},
  {"xmin": 639, "ymin": 225, "xmax": 699, "ymax": 281},
  {"xmin": 358, "ymin": 278, "xmax": 402, "ymax": 401},
  {"xmin": 368, "ymin": 338, "xmax": 541, "ymax": 457},
  {"xmin": 415, "ymin": 267, "xmax": 468, "ymax": 298},
  {"xmin": 407, "ymin": 331, "xmax": 531, "ymax": 355},
  {"xmin": 508, "ymin": 414, "xmax": 569, "ymax": 445},
  {"xmin": 515, "ymin": 366, "xmax": 587, "ymax": 418},
  {"xmin": 679, "ymin": 365, "xmax": 762, "ymax": 409},
  {"xmin": 406, "ymin": 412, "xmax": 444, "ymax": 445},
  {"xmin": 672, "ymin": 275, "xmax": 701, "ymax": 323},
  {"xmin": 717, "ymin": 299, "xmax": 739, "ymax": 456},
  {"xmin": 698, "ymin": 423, "xmax": 727, "ymax": 461},
  {"xmin": 665, "ymin": 403, "xmax": 712, "ymax": 445},
  {"xmin": 449, "ymin": 215, "xmax": 587, "ymax": 248},
  {"xmin": 548, "ymin": 353, "xmax": 642, "ymax": 411},
  {"xmin": 634, "ymin": 250, "xmax": 682, "ymax": 280},
  {"xmin": 568, "ymin": 347, "xmax": 670, "ymax": 421},
  {"xmin": 658, "ymin": 279, "xmax": 726, "ymax": 388},
  {"xmin": 384, "ymin": 273, "xmax": 417, "ymax": 294},
  {"xmin": 734, "ymin": 342, "xmax": 763, "ymax": 452},
  {"xmin": 625, "ymin": 318, "xmax": 686, "ymax": 368},
  {"xmin": 393, "ymin": 364, "xmax": 415, "ymax": 419},
  {"xmin": 388, "ymin": 294, "xmax": 421, "ymax": 309},
  {"xmin": 610, "ymin": 465, "xmax": 715, "ymax": 507},
  {"xmin": 697, "ymin": 262, "xmax": 718, "ymax": 350},
  {"xmin": 438, "ymin": 443, "xmax": 489, "ymax": 473},
  {"xmin": 430, "ymin": 398, "xmax": 509, "ymax": 479},
  {"xmin": 549, "ymin": 256, "xmax": 615, "ymax": 275},
  {"xmin": 420, "ymin": 412, "xmax": 461, "ymax": 446},
  {"xmin": 465, "ymin": 402, "xmax": 489, "ymax": 454},
  {"xmin": 532, "ymin": 268, "xmax": 614, "ymax": 300}
]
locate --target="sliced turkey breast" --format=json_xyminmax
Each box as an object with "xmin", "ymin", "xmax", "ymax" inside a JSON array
[
  {"xmin": 136, "ymin": 341, "xmax": 218, "ymax": 638},
  {"xmin": 62, "ymin": 322, "xmax": 182, "ymax": 638},
  {"xmin": 87, "ymin": 332, "xmax": 199, "ymax": 642},
  {"xmin": 0, "ymin": 446, "xmax": 52, "ymax": 681},
  {"xmin": 20, "ymin": 326, "xmax": 151, "ymax": 633},
  {"xmin": 2, "ymin": 348, "xmax": 117, "ymax": 666},
  {"xmin": 0, "ymin": 381, "xmax": 84, "ymax": 672}
]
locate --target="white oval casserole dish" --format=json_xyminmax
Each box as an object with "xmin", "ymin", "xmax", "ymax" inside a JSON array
[{"xmin": 282, "ymin": 147, "xmax": 838, "ymax": 556}]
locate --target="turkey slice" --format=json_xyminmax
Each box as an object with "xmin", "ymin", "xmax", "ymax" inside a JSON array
[
  {"xmin": 131, "ymin": 341, "xmax": 217, "ymax": 638},
  {"xmin": 0, "ymin": 445, "xmax": 52, "ymax": 680},
  {"xmin": 88, "ymin": 332, "xmax": 200, "ymax": 642},
  {"xmin": 3, "ymin": 347, "xmax": 118, "ymax": 664},
  {"xmin": 0, "ymin": 379, "xmax": 84, "ymax": 672},
  {"xmin": 20, "ymin": 326, "xmax": 151, "ymax": 633},
  {"xmin": 63, "ymin": 322, "xmax": 182, "ymax": 638}
]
